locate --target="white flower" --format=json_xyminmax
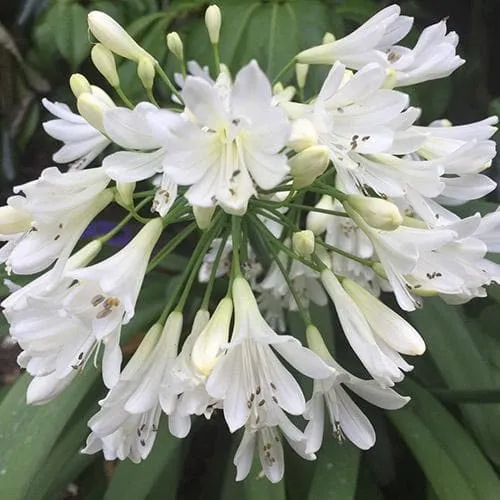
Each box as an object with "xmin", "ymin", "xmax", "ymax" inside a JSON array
[
  {"xmin": 102, "ymin": 103, "xmax": 179, "ymax": 182},
  {"xmin": 234, "ymin": 409, "xmax": 314, "ymax": 483},
  {"xmin": 151, "ymin": 172, "xmax": 177, "ymax": 217},
  {"xmin": 206, "ymin": 276, "xmax": 330, "ymax": 433},
  {"xmin": 296, "ymin": 6, "xmax": 464, "ymax": 87},
  {"xmin": 384, "ymin": 19, "xmax": 465, "ymax": 87},
  {"xmin": 296, "ymin": 5, "xmax": 412, "ymax": 68},
  {"xmin": 2, "ymin": 167, "xmax": 111, "ymax": 276},
  {"xmin": 42, "ymin": 97, "xmax": 111, "ymax": 170},
  {"xmin": 321, "ymin": 270, "xmax": 417, "ymax": 385},
  {"xmin": 161, "ymin": 61, "xmax": 291, "ymax": 214},
  {"xmin": 83, "ymin": 313, "xmax": 185, "ymax": 462},
  {"xmin": 304, "ymin": 325, "xmax": 409, "ymax": 452},
  {"xmin": 65, "ymin": 219, "xmax": 163, "ymax": 387},
  {"xmin": 198, "ymin": 237, "xmax": 233, "ymax": 282}
]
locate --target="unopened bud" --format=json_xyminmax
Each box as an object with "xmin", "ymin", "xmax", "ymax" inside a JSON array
[
  {"xmin": 346, "ymin": 195, "xmax": 403, "ymax": 231},
  {"xmin": 322, "ymin": 32, "xmax": 335, "ymax": 44},
  {"xmin": 193, "ymin": 205, "xmax": 216, "ymax": 230},
  {"xmin": 77, "ymin": 92, "xmax": 112, "ymax": 133},
  {"xmin": 137, "ymin": 57, "xmax": 155, "ymax": 90},
  {"xmin": 116, "ymin": 181, "xmax": 136, "ymax": 207},
  {"xmin": 166, "ymin": 32, "xmax": 184, "ymax": 61},
  {"xmin": 292, "ymin": 230, "xmax": 315, "ymax": 257},
  {"xmin": 0, "ymin": 206, "xmax": 32, "ymax": 234},
  {"xmin": 306, "ymin": 324, "xmax": 332, "ymax": 361},
  {"xmin": 68, "ymin": 240, "xmax": 103, "ymax": 270},
  {"xmin": 191, "ymin": 297, "xmax": 233, "ymax": 376},
  {"xmin": 205, "ymin": 5, "xmax": 222, "ymax": 44},
  {"xmin": 69, "ymin": 74, "xmax": 91, "ymax": 98},
  {"xmin": 288, "ymin": 118, "xmax": 318, "ymax": 152},
  {"xmin": 306, "ymin": 195, "xmax": 334, "ymax": 235},
  {"xmin": 91, "ymin": 44, "xmax": 119, "ymax": 87},
  {"xmin": 295, "ymin": 63, "xmax": 309, "ymax": 89},
  {"xmin": 289, "ymin": 145, "xmax": 330, "ymax": 189},
  {"xmin": 296, "ymin": 43, "xmax": 334, "ymax": 65},
  {"xmin": 88, "ymin": 10, "xmax": 154, "ymax": 62}
]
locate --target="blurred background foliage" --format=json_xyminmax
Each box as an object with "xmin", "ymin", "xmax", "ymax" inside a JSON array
[{"xmin": 1, "ymin": 1, "xmax": 500, "ymax": 499}]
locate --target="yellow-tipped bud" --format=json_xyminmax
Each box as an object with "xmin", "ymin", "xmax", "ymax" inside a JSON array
[
  {"xmin": 193, "ymin": 205, "xmax": 216, "ymax": 230},
  {"xmin": 347, "ymin": 195, "xmax": 403, "ymax": 231},
  {"xmin": 88, "ymin": 10, "xmax": 154, "ymax": 62},
  {"xmin": 306, "ymin": 194, "xmax": 335, "ymax": 235},
  {"xmin": 205, "ymin": 5, "xmax": 222, "ymax": 44},
  {"xmin": 289, "ymin": 145, "xmax": 330, "ymax": 189},
  {"xmin": 322, "ymin": 32, "xmax": 335, "ymax": 44},
  {"xmin": 288, "ymin": 118, "xmax": 318, "ymax": 152},
  {"xmin": 166, "ymin": 32, "xmax": 184, "ymax": 61},
  {"xmin": 137, "ymin": 57, "xmax": 156, "ymax": 90},
  {"xmin": 69, "ymin": 74, "xmax": 91, "ymax": 98},
  {"xmin": 77, "ymin": 92, "xmax": 111, "ymax": 133},
  {"xmin": 91, "ymin": 43, "xmax": 119, "ymax": 88},
  {"xmin": 0, "ymin": 206, "xmax": 32, "ymax": 234},
  {"xmin": 295, "ymin": 63, "xmax": 309, "ymax": 89},
  {"xmin": 292, "ymin": 229, "xmax": 315, "ymax": 257}
]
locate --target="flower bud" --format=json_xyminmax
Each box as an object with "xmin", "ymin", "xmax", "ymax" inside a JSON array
[
  {"xmin": 68, "ymin": 240, "xmax": 103, "ymax": 269},
  {"xmin": 77, "ymin": 92, "xmax": 112, "ymax": 134},
  {"xmin": 87, "ymin": 11, "xmax": 154, "ymax": 62},
  {"xmin": 343, "ymin": 279, "xmax": 426, "ymax": 355},
  {"xmin": 137, "ymin": 57, "xmax": 156, "ymax": 90},
  {"xmin": 295, "ymin": 63, "xmax": 309, "ymax": 89},
  {"xmin": 193, "ymin": 205, "xmax": 216, "ymax": 230},
  {"xmin": 292, "ymin": 230, "xmax": 315, "ymax": 257},
  {"xmin": 116, "ymin": 181, "xmax": 136, "ymax": 207},
  {"xmin": 191, "ymin": 297, "xmax": 233, "ymax": 376},
  {"xmin": 322, "ymin": 32, "xmax": 335, "ymax": 44},
  {"xmin": 166, "ymin": 32, "xmax": 184, "ymax": 61},
  {"xmin": 91, "ymin": 43, "xmax": 119, "ymax": 88},
  {"xmin": 346, "ymin": 195, "xmax": 403, "ymax": 231},
  {"xmin": 289, "ymin": 145, "xmax": 330, "ymax": 189},
  {"xmin": 305, "ymin": 324, "xmax": 332, "ymax": 361},
  {"xmin": 306, "ymin": 195, "xmax": 334, "ymax": 235},
  {"xmin": 69, "ymin": 74, "xmax": 91, "ymax": 98},
  {"xmin": 288, "ymin": 118, "xmax": 318, "ymax": 152},
  {"xmin": 296, "ymin": 43, "xmax": 334, "ymax": 64},
  {"xmin": 205, "ymin": 5, "xmax": 222, "ymax": 44},
  {"xmin": 0, "ymin": 206, "xmax": 32, "ymax": 234}
]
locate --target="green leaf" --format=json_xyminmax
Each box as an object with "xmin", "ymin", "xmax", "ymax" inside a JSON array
[
  {"xmin": 387, "ymin": 405, "xmax": 476, "ymax": 500},
  {"xmin": 402, "ymin": 378, "xmax": 500, "ymax": 499},
  {"xmin": 104, "ymin": 417, "xmax": 183, "ymax": 500},
  {"xmin": 308, "ymin": 439, "xmax": 360, "ymax": 500},
  {"xmin": 0, "ymin": 369, "xmax": 99, "ymax": 500},
  {"xmin": 410, "ymin": 299, "xmax": 500, "ymax": 465},
  {"xmin": 54, "ymin": 3, "xmax": 90, "ymax": 70}
]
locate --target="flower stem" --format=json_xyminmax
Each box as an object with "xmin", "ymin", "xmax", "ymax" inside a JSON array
[
  {"xmin": 272, "ymin": 57, "xmax": 296, "ymax": 85},
  {"xmin": 97, "ymin": 196, "xmax": 153, "ymax": 244},
  {"xmin": 114, "ymin": 85, "xmax": 134, "ymax": 108},
  {"xmin": 230, "ymin": 215, "xmax": 242, "ymax": 281},
  {"xmin": 155, "ymin": 63, "xmax": 183, "ymax": 103}
]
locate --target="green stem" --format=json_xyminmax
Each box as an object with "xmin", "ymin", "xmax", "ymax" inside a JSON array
[
  {"xmin": 316, "ymin": 239, "xmax": 375, "ymax": 267},
  {"xmin": 200, "ymin": 230, "xmax": 230, "ymax": 310},
  {"xmin": 272, "ymin": 57, "xmax": 296, "ymax": 85},
  {"xmin": 310, "ymin": 182, "xmax": 348, "ymax": 201},
  {"xmin": 146, "ymin": 88, "xmax": 159, "ymax": 107},
  {"xmin": 212, "ymin": 42, "xmax": 221, "ymax": 75},
  {"xmin": 114, "ymin": 86, "xmax": 134, "ymax": 108},
  {"xmin": 155, "ymin": 64, "xmax": 183, "ymax": 103},
  {"xmin": 175, "ymin": 212, "xmax": 226, "ymax": 312},
  {"xmin": 147, "ymin": 222, "xmax": 197, "ymax": 272},
  {"xmin": 253, "ymin": 199, "xmax": 349, "ymax": 217},
  {"xmin": 230, "ymin": 216, "xmax": 242, "ymax": 284},
  {"xmin": 97, "ymin": 197, "xmax": 153, "ymax": 244}
]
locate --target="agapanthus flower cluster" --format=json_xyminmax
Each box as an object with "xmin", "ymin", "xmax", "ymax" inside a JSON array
[{"xmin": 1, "ymin": 4, "xmax": 499, "ymax": 483}]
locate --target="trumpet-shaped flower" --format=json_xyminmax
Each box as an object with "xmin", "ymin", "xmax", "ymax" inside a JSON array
[
  {"xmin": 206, "ymin": 276, "xmax": 330, "ymax": 433},
  {"xmin": 161, "ymin": 61, "xmax": 290, "ymax": 214}
]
